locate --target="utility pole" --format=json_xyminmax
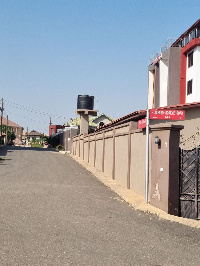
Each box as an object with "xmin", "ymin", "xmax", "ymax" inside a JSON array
[
  {"xmin": 0, "ymin": 98, "xmax": 4, "ymax": 145},
  {"xmin": 5, "ymin": 114, "xmax": 8, "ymax": 144},
  {"xmin": 49, "ymin": 117, "xmax": 52, "ymax": 125},
  {"xmin": 145, "ymin": 109, "xmax": 150, "ymax": 204}
]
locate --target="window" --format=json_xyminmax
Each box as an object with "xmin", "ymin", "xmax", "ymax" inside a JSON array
[
  {"xmin": 188, "ymin": 51, "xmax": 193, "ymax": 68},
  {"xmin": 197, "ymin": 28, "xmax": 200, "ymax": 38},
  {"xmin": 190, "ymin": 30, "xmax": 195, "ymax": 40},
  {"xmin": 187, "ymin": 79, "xmax": 193, "ymax": 95},
  {"xmin": 185, "ymin": 35, "xmax": 190, "ymax": 45}
]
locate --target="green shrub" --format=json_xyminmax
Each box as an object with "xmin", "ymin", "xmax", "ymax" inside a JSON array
[
  {"xmin": 30, "ymin": 140, "xmax": 43, "ymax": 148},
  {"xmin": 56, "ymin": 144, "xmax": 65, "ymax": 151}
]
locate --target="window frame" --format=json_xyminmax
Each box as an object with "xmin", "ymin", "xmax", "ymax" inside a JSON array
[
  {"xmin": 189, "ymin": 30, "xmax": 195, "ymax": 41},
  {"xmin": 188, "ymin": 51, "xmax": 194, "ymax": 68},
  {"xmin": 187, "ymin": 79, "xmax": 193, "ymax": 95},
  {"xmin": 197, "ymin": 28, "xmax": 200, "ymax": 38}
]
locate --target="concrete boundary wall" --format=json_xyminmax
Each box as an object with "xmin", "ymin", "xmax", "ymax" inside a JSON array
[
  {"xmin": 72, "ymin": 120, "xmax": 184, "ymax": 216},
  {"xmin": 72, "ymin": 121, "xmax": 148, "ymax": 198}
]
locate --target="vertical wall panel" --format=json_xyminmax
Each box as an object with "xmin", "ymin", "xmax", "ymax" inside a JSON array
[
  {"xmin": 84, "ymin": 138, "xmax": 88, "ymax": 161},
  {"xmin": 89, "ymin": 141, "xmax": 95, "ymax": 166},
  {"xmin": 104, "ymin": 138, "xmax": 113, "ymax": 178},
  {"xmin": 115, "ymin": 135, "xmax": 128, "ymax": 188},
  {"xmin": 95, "ymin": 137, "xmax": 103, "ymax": 171},
  {"xmin": 130, "ymin": 133, "xmax": 146, "ymax": 197},
  {"xmin": 80, "ymin": 138, "xmax": 84, "ymax": 159}
]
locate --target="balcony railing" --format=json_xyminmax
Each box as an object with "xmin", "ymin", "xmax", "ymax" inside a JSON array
[{"xmin": 149, "ymin": 38, "xmax": 172, "ymax": 65}]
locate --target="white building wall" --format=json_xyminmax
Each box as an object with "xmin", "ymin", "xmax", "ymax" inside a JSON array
[
  {"xmin": 159, "ymin": 59, "xmax": 168, "ymax": 107},
  {"xmin": 186, "ymin": 46, "xmax": 200, "ymax": 103},
  {"xmin": 196, "ymin": 47, "xmax": 200, "ymax": 101},
  {"xmin": 148, "ymin": 70, "xmax": 154, "ymax": 109}
]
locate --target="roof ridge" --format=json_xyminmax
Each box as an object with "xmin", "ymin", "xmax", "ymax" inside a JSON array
[
  {"xmin": 172, "ymin": 19, "xmax": 200, "ymax": 47},
  {"xmin": 0, "ymin": 115, "xmax": 23, "ymax": 128}
]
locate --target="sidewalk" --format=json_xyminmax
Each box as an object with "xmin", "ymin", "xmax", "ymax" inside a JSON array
[{"xmin": 69, "ymin": 153, "xmax": 200, "ymax": 229}]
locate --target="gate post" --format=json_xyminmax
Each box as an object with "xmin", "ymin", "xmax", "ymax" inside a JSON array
[{"xmin": 150, "ymin": 124, "xmax": 184, "ymax": 216}]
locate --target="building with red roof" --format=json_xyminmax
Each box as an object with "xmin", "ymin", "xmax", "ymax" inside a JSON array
[{"xmin": 0, "ymin": 116, "xmax": 23, "ymax": 144}]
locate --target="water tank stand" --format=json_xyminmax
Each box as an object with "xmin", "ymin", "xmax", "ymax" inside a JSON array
[{"xmin": 76, "ymin": 109, "xmax": 98, "ymax": 135}]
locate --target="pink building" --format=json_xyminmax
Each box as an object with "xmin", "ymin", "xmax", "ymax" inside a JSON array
[
  {"xmin": 49, "ymin": 125, "xmax": 65, "ymax": 136},
  {"xmin": 0, "ymin": 116, "xmax": 23, "ymax": 144}
]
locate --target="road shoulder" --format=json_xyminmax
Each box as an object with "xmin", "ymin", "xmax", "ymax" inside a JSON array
[{"xmin": 67, "ymin": 153, "xmax": 200, "ymax": 228}]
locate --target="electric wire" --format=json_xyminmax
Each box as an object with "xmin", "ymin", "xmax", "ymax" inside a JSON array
[
  {"xmin": 6, "ymin": 110, "xmax": 48, "ymax": 125},
  {"xmin": 4, "ymin": 99, "xmax": 68, "ymax": 120},
  {"xmin": 3, "ymin": 98, "xmax": 74, "ymax": 134}
]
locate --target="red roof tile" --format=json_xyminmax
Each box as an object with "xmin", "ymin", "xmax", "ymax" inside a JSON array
[
  {"xmin": 96, "ymin": 102, "xmax": 200, "ymax": 131},
  {"xmin": 0, "ymin": 116, "xmax": 23, "ymax": 128},
  {"xmin": 95, "ymin": 110, "xmax": 146, "ymax": 131},
  {"xmin": 27, "ymin": 130, "xmax": 42, "ymax": 136}
]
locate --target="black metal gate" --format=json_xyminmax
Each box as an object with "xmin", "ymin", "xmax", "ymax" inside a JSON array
[{"xmin": 180, "ymin": 147, "xmax": 200, "ymax": 220}]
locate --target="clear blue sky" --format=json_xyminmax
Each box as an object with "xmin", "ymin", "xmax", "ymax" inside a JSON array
[{"xmin": 1, "ymin": 0, "xmax": 200, "ymax": 134}]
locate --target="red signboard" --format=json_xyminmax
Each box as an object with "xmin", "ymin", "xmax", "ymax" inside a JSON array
[
  {"xmin": 150, "ymin": 109, "xmax": 185, "ymax": 120},
  {"xmin": 138, "ymin": 118, "xmax": 147, "ymax": 129}
]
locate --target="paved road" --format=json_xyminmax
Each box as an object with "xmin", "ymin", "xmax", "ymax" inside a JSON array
[{"xmin": 0, "ymin": 146, "xmax": 200, "ymax": 266}]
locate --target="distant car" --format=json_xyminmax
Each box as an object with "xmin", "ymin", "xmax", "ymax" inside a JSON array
[{"xmin": 8, "ymin": 140, "xmax": 14, "ymax": 146}]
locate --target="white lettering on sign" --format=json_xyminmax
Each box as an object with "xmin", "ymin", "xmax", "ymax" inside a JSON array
[{"xmin": 150, "ymin": 109, "xmax": 185, "ymax": 120}]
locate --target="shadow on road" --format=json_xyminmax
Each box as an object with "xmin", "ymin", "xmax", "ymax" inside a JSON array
[
  {"xmin": 0, "ymin": 147, "xmax": 8, "ymax": 157},
  {"xmin": 0, "ymin": 146, "xmax": 56, "ymax": 157}
]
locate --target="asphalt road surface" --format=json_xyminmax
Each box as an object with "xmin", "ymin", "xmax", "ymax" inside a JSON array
[{"xmin": 0, "ymin": 146, "xmax": 200, "ymax": 266}]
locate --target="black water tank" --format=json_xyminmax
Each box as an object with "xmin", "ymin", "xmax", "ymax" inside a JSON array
[{"xmin": 77, "ymin": 95, "xmax": 94, "ymax": 110}]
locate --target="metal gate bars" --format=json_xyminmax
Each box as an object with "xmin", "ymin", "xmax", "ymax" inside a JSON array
[{"xmin": 180, "ymin": 147, "xmax": 200, "ymax": 220}]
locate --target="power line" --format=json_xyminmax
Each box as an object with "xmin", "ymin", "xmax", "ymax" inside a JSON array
[
  {"xmin": 3, "ymin": 98, "xmax": 72, "ymax": 134},
  {"xmin": 6, "ymin": 110, "xmax": 48, "ymax": 125},
  {"xmin": 4, "ymin": 99, "xmax": 68, "ymax": 120}
]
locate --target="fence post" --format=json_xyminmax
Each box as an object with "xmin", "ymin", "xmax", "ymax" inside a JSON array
[
  {"xmin": 88, "ymin": 135, "xmax": 90, "ymax": 163},
  {"xmin": 102, "ymin": 131, "xmax": 105, "ymax": 172},
  {"xmin": 127, "ymin": 123, "xmax": 132, "ymax": 189},
  {"xmin": 79, "ymin": 135, "xmax": 80, "ymax": 157},
  {"xmin": 112, "ymin": 127, "xmax": 116, "ymax": 180},
  {"xmin": 83, "ymin": 135, "xmax": 84, "ymax": 160},
  {"xmin": 94, "ymin": 133, "xmax": 96, "ymax": 167}
]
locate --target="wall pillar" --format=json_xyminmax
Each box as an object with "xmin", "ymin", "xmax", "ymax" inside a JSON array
[
  {"xmin": 112, "ymin": 127, "xmax": 116, "ymax": 180},
  {"xmin": 80, "ymin": 114, "xmax": 89, "ymax": 135},
  {"xmin": 76, "ymin": 109, "xmax": 98, "ymax": 135},
  {"xmin": 150, "ymin": 124, "xmax": 184, "ymax": 216}
]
